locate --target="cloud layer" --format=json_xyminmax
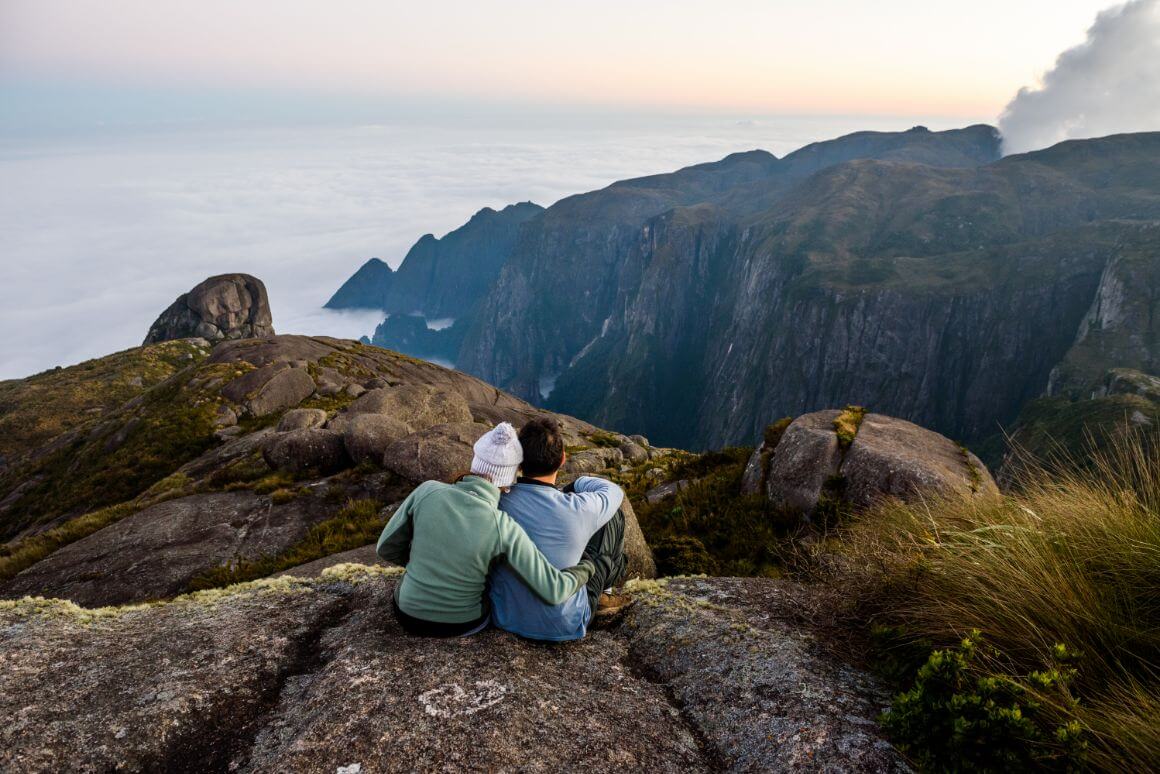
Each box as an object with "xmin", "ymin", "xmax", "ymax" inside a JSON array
[
  {"xmin": 999, "ymin": 0, "xmax": 1160, "ymax": 155},
  {"xmin": 0, "ymin": 115, "xmax": 967, "ymax": 379}
]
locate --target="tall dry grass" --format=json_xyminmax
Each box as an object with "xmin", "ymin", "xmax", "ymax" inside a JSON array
[{"xmin": 842, "ymin": 431, "xmax": 1159, "ymax": 770}]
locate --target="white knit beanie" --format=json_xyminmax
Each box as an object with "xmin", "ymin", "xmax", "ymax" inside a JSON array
[{"xmin": 471, "ymin": 422, "xmax": 523, "ymax": 488}]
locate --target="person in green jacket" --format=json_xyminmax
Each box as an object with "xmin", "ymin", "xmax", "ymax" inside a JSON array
[{"xmin": 377, "ymin": 421, "xmax": 594, "ymax": 637}]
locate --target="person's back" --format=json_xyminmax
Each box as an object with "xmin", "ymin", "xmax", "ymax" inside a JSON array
[
  {"xmin": 377, "ymin": 422, "xmax": 595, "ymax": 637},
  {"xmin": 390, "ymin": 477, "xmax": 511, "ymax": 623},
  {"xmin": 488, "ymin": 417, "xmax": 626, "ymax": 641}
]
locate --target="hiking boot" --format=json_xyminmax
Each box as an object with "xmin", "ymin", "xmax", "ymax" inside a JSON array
[{"xmin": 595, "ymin": 592, "xmax": 633, "ymax": 616}]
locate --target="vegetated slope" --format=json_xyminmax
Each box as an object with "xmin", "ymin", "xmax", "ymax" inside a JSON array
[
  {"xmin": 0, "ymin": 340, "xmax": 210, "ymax": 472},
  {"xmin": 0, "ymin": 333, "xmax": 655, "ymax": 592}
]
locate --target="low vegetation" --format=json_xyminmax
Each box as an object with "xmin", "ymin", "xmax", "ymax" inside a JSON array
[
  {"xmin": 0, "ymin": 363, "xmax": 234, "ymax": 538},
  {"xmin": 832, "ymin": 404, "xmax": 866, "ymax": 449},
  {"xmin": 186, "ymin": 498, "xmax": 386, "ymax": 591},
  {"xmin": 0, "ymin": 339, "xmax": 208, "ymax": 464},
  {"xmin": 838, "ymin": 433, "xmax": 1160, "ymax": 771},
  {"xmin": 634, "ymin": 447, "xmax": 802, "ymax": 577},
  {"xmin": 881, "ymin": 631, "xmax": 1086, "ymax": 771}
]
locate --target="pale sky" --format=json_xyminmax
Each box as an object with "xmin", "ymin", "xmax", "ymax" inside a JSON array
[{"xmin": 0, "ymin": 0, "xmax": 1121, "ymax": 122}]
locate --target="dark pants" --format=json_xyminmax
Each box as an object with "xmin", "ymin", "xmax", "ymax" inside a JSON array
[{"xmin": 580, "ymin": 509, "xmax": 627, "ymax": 612}]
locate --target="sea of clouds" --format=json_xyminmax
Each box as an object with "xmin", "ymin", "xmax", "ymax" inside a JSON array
[{"xmin": 0, "ymin": 114, "xmax": 965, "ymax": 379}]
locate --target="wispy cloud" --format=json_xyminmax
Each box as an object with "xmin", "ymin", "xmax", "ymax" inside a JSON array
[{"xmin": 999, "ymin": 0, "xmax": 1160, "ymax": 154}]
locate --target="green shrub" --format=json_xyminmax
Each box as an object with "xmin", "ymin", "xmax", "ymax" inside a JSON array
[
  {"xmin": 636, "ymin": 447, "xmax": 802, "ymax": 577},
  {"xmin": 832, "ymin": 405, "xmax": 866, "ymax": 449},
  {"xmin": 587, "ymin": 431, "xmax": 622, "ymax": 448},
  {"xmin": 881, "ymin": 630, "xmax": 1086, "ymax": 772},
  {"xmin": 652, "ymin": 535, "xmax": 718, "ymax": 576}
]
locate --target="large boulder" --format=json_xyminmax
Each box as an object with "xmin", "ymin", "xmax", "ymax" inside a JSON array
[
  {"xmin": 561, "ymin": 447, "xmax": 624, "ymax": 480},
  {"xmin": 262, "ymin": 428, "xmax": 350, "ymax": 475},
  {"xmin": 764, "ymin": 410, "xmax": 843, "ymax": 513},
  {"xmin": 341, "ymin": 413, "xmax": 412, "ymax": 466},
  {"xmin": 221, "ymin": 363, "xmax": 316, "ymax": 418},
  {"xmin": 620, "ymin": 498, "xmax": 657, "ymax": 580},
  {"xmin": 841, "ymin": 413, "xmax": 999, "ymax": 507},
  {"xmin": 345, "ymin": 384, "xmax": 473, "ymax": 428},
  {"xmin": 0, "ymin": 491, "xmax": 333, "ymax": 607},
  {"xmin": 276, "ymin": 408, "xmax": 328, "ymax": 432},
  {"xmin": 0, "ymin": 572, "xmax": 903, "ymax": 771},
  {"xmin": 380, "ymin": 422, "xmax": 489, "ymax": 483},
  {"xmin": 761, "ymin": 410, "xmax": 998, "ymax": 516},
  {"xmin": 144, "ymin": 273, "xmax": 274, "ymax": 344}
]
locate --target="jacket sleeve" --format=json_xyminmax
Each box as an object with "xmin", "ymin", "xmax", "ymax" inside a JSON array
[
  {"xmin": 376, "ymin": 484, "xmax": 426, "ymax": 565},
  {"xmin": 569, "ymin": 476, "xmax": 626, "ymax": 533},
  {"xmin": 495, "ymin": 512, "xmax": 594, "ymax": 604}
]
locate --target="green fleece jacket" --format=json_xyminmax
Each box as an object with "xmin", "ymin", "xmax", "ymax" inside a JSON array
[{"xmin": 377, "ymin": 475, "xmax": 595, "ymax": 624}]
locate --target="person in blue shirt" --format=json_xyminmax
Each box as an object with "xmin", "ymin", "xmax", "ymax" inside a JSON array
[{"xmin": 488, "ymin": 417, "xmax": 628, "ymax": 641}]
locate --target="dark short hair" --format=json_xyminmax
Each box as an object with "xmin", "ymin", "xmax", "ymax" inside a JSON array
[{"xmin": 519, "ymin": 417, "xmax": 565, "ymax": 477}]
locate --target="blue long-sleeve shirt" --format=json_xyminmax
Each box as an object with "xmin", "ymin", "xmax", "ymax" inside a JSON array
[{"xmin": 488, "ymin": 476, "xmax": 624, "ymax": 641}]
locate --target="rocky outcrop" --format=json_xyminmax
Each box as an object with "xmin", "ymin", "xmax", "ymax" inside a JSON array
[
  {"xmin": 619, "ymin": 499, "xmax": 657, "ymax": 581},
  {"xmin": 262, "ymin": 428, "xmax": 350, "ymax": 475},
  {"xmin": 340, "ymin": 413, "xmax": 412, "ymax": 466},
  {"xmin": 1, "ymin": 492, "xmax": 336, "ymax": 606},
  {"xmin": 380, "ymin": 422, "xmax": 490, "ymax": 483},
  {"xmin": 221, "ymin": 362, "xmax": 316, "ymax": 418},
  {"xmin": 754, "ymin": 410, "xmax": 997, "ymax": 516},
  {"xmin": 276, "ymin": 408, "xmax": 328, "ymax": 432},
  {"xmin": 345, "ymin": 384, "xmax": 473, "ymax": 428},
  {"xmin": 144, "ymin": 274, "xmax": 274, "ymax": 344},
  {"xmin": 764, "ymin": 411, "xmax": 843, "ymax": 513},
  {"xmin": 841, "ymin": 413, "xmax": 997, "ymax": 507},
  {"xmin": 0, "ymin": 569, "xmax": 901, "ymax": 772},
  {"xmin": 327, "ymin": 202, "xmax": 544, "ymax": 318},
  {"xmin": 324, "ymin": 257, "xmax": 395, "ymax": 310}
]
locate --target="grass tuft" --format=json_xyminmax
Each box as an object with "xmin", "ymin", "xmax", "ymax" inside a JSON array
[
  {"xmin": 839, "ymin": 430, "xmax": 1160, "ymax": 770},
  {"xmin": 832, "ymin": 404, "xmax": 866, "ymax": 449}
]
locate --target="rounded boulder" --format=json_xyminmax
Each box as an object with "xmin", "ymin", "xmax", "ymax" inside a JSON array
[
  {"xmin": 277, "ymin": 408, "xmax": 329, "ymax": 432},
  {"xmin": 347, "ymin": 384, "xmax": 472, "ymax": 429},
  {"xmin": 342, "ymin": 413, "xmax": 413, "ymax": 466},
  {"xmin": 381, "ymin": 422, "xmax": 490, "ymax": 483},
  {"xmin": 262, "ymin": 428, "xmax": 351, "ymax": 475}
]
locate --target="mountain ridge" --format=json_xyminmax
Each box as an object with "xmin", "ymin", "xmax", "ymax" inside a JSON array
[{"xmin": 327, "ymin": 127, "xmax": 1159, "ymax": 454}]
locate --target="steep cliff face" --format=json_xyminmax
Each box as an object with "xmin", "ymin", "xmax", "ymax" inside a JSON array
[
  {"xmin": 458, "ymin": 127, "xmax": 1003, "ymax": 403},
  {"xmin": 340, "ymin": 127, "xmax": 1155, "ymax": 451},
  {"xmin": 1046, "ymin": 224, "xmax": 1160, "ymax": 399},
  {"xmin": 467, "ymin": 131, "xmax": 1160, "ymax": 449}
]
